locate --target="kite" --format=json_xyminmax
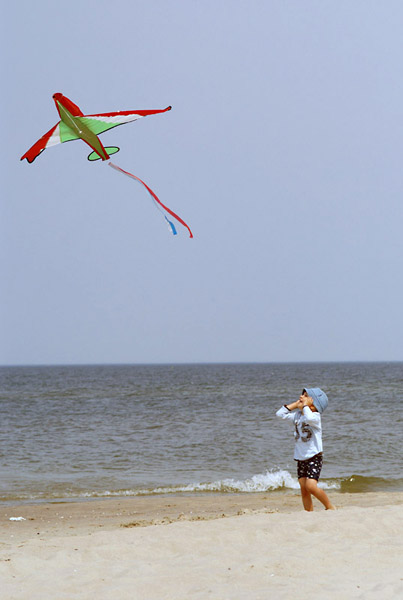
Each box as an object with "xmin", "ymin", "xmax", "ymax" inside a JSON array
[{"xmin": 21, "ymin": 93, "xmax": 193, "ymax": 237}]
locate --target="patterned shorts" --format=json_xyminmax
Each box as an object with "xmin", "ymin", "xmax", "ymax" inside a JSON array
[{"xmin": 297, "ymin": 452, "xmax": 323, "ymax": 481}]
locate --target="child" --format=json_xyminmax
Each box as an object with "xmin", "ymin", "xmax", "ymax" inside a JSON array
[{"xmin": 276, "ymin": 388, "xmax": 335, "ymax": 511}]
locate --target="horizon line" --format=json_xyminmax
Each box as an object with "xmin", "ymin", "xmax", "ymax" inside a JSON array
[{"xmin": 1, "ymin": 359, "xmax": 402, "ymax": 369}]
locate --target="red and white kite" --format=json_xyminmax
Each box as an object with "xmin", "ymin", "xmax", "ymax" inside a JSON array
[{"xmin": 21, "ymin": 93, "xmax": 193, "ymax": 237}]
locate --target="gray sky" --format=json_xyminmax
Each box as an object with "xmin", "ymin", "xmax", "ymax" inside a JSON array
[{"xmin": 2, "ymin": 0, "xmax": 403, "ymax": 365}]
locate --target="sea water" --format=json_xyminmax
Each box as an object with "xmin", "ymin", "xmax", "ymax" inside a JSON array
[{"xmin": 0, "ymin": 362, "xmax": 402, "ymax": 504}]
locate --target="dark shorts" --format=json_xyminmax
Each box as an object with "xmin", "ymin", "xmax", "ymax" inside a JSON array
[{"xmin": 297, "ymin": 452, "xmax": 323, "ymax": 481}]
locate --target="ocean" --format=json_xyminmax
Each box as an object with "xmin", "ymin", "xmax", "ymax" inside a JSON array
[{"xmin": 0, "ymin": 362, "xmax": 402, "ymax": 505}]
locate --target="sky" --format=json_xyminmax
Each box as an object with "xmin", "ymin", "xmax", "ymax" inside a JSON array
[{"xmin": 2, "ymin": 0, "xmax": 403, "ymax": 365}]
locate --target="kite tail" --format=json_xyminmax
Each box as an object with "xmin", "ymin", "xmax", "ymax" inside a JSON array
[{"xmin": 108, "ymin": 161, "xmax": 193, "ymax": 238}]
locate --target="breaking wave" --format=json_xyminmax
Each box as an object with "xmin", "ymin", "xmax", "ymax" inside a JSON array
[
  {"xmin": 73, "ymin": 469, "xmax": 338, "ymax": 499},
  {"xmin": 3, "ymin": 472, "xmax": 403, "ymax": 505},
  {"xmin": 134, "ymin": 469, "xmax": 338, "ymax": 495}
]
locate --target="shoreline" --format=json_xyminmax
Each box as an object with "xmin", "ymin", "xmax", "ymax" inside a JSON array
[{"xmin": 2, "ymin": 490, "xmax": 403, "ymax": 540}]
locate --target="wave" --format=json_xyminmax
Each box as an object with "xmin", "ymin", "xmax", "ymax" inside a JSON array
[
  {"xmin": 49, "ymin": 469, "xmax": 339, "ymax": 499},
  {"xmin": 81, "ymin": 473, "xmax": 403, "ymax": 497},
  {"xmin": 2, "ymin": 472, "xmax": 403, "ymax": 504},
  {"xmin": 133, "ymin": 469, "xmax": 338, "ymax": 495}
]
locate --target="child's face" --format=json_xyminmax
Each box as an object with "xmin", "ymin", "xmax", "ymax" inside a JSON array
[{"xmin": 300, "ymin": 391, "xmax": 317, "ymax": 411}]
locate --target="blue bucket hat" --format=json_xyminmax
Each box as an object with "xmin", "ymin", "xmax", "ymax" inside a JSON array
[{"xmin": 303, "ymin": 387, "xmax": 329, "ymax": 413}]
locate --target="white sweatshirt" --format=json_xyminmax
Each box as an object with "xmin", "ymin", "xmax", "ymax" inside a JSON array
[{"xmin": 276, "ymin": 405, "xmax": 323, "ymax": 461}]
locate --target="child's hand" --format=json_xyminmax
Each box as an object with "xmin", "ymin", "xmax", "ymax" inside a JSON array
[{"xmin": 298, "ymin": 394, "xmax": 312, "ymax": 409}]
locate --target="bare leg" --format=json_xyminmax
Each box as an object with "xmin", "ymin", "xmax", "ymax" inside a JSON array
[
  {"xmin": 298, "ymin": 477, "xmax": 314, "ymax": 511},
  {"xmin": 305, "ymin": 478, "xmax": 335, "ymax": 510}
]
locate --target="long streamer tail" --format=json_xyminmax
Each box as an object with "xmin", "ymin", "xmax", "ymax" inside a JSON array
[{"xmin": 108, "ymin": 161, "xmax": 193, "ymax": 238}]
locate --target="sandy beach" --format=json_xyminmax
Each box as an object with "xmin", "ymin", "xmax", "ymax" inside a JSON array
[{"xmin": 1, "ymin": 491, "xmax": 403, "ymax": 599}]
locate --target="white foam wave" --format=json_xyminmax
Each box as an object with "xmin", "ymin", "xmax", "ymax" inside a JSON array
[
  {"xmin": 72, "ymin": 470, "xmax": 341, "ymax": 499},
  {"xmin": 1, "ymin": 470, "xmax": 340, "ymax": 503},
  {"xmin": 135, "ymin": 470, "xmax": 340, "ymax": 495},
  {"xmin": 151, "ymin": 470, "xmax": 300, "ymax": 494}
]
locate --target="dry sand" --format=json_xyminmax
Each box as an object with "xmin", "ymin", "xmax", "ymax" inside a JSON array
[{"xmin": 1, "ymin": 491, "xmax": 403, "ymax": 599}]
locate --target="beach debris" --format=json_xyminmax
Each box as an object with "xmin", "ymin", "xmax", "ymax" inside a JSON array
[
  {"xmin": 9, "ymin": 517, "xmax": 26, "ymax": 521},
  {"xmin": 21, "ymin": 93, "xmax": 192, "ymax": 237}
]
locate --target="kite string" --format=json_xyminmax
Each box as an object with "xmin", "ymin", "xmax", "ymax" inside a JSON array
[{"xmin": 108, "ymin": 161, "xmax": 193, "ymax": 238}]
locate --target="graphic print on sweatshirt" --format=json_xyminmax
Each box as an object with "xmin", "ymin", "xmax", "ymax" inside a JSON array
[{"xmin": 294, "ymin": 418, "xmax": 313, "ymax": 442}]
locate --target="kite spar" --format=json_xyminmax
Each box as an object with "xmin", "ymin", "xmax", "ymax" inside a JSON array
[{"xmin": 20, "ymin": 93, "xmax": 193, "ymax": 238}]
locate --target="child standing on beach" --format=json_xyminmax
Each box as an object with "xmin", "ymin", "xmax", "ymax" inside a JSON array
[{"xmin": 276, "ymin": 388, "xmax": 335, "ymax": 511}]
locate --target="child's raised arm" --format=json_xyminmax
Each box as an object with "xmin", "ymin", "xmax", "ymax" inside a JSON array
[
  {"xmin": 286, "ymin": 400, "xmax": 302, "ymax": 411},
  {"xmin": 301, "ymin": 405, "xmax": 321, "ymax": 426},
  {"xmin": 276, "ymin": 401, "xmax": 300, "ymax": 420}
]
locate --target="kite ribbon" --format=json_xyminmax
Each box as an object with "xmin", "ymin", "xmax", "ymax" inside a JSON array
[{"xmin": 108, "ymin": 161, "xmax": 193, "ymax": 238}]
